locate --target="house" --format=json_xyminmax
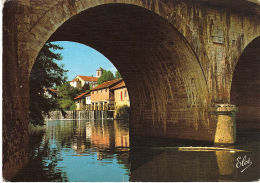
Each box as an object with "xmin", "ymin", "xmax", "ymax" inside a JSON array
[
  {"xmin": 110, "ymin": 80, "xmax": 130, "ymax": 110},
  {"xmin": 70, "ymin": 75, "xmax": 98, "ymax": 89},
  {"xmin": 74, "ymin": 91, "xmax": 91, "ymax": 110},
  {"xmin": 70, "ymin": 68, "xmax": 104, "ymax": 89},
  {"xmin": 90, "ymin": 79, "xmax": 122, "ymax": 110}
]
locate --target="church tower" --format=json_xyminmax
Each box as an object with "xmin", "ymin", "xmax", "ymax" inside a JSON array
[{"xmin": 96, "ymin": 67, "xmax": 104, "ymax": 78}]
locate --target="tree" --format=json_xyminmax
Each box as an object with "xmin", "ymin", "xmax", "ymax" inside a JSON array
[
  {"xmin": 29, "ymin": 43, "xmax": 67, "ymax": 126},
  {"xmin": 115, "ymin": 70, "xmax": 121, "ymax": 79},
  {"xmin": 80, "ymin": 83, "xmax": 90, "ymax": 93},
  {"xmin": 97, "ymin": 70, "xmax": 115, "ymax": 84},
  {"xmin": 57, "ymin": 82, "xmax": 80, "ymax": 110}
]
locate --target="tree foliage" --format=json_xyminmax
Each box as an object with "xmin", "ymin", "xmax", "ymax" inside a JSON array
[
  {"xmin": 29, "ymin": 43, "xmax": 67, "ymax": 126},
  {"xmin": 115, "ymin": 71, "xmax": 121, "ymax": 79},
  {"xmin": 97, "ymin": 70, "xmax": 115, "ymax": 84},
  {"xmin": 80, "ymin": 83, "xmax": 90, "ymax": 93},
  {"xmin": 57, "ymin": 82, "xmax": 81, "ymax": 110}
]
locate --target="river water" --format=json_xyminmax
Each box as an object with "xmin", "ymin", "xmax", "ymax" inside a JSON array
[{"xmin": 13, "ymin": 120, "xmax": 260, "ymax": 182}]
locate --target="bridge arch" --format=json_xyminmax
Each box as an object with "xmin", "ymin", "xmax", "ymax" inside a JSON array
[
  {"xmin": 30, "ymin": 3, "xmax": 209, "ymax": 140},
  {"xmin": 5, "ymin": 0, "xmax": 260, "ymax": 179},
  {"xmin": 19, "ymin": 0, "xmax": 197, "ymax": 74},
  {"xmin": 230, "ymin": 36, "xmax": 260, "ymax": 130}
]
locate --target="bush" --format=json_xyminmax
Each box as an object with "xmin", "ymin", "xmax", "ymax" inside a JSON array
[{"xmin": 70, "ymin": 103, "xmax": 77, "ymax": 110}]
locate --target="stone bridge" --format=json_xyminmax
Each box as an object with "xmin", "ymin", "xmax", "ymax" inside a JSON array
[{"xmin": 3, "ymin": 0, "xmax": 260, "ymax": 180}]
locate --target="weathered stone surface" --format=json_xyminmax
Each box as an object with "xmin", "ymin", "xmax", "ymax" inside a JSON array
[
  {"xmin": 3, "ymin": 0, "xmax": 260, "ymax": 180},
  {"xmin": 211, "ymin": 104, "xmax": 237, "ymax": 144}
]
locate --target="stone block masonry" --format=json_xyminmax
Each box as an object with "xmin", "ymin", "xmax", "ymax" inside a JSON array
[{"xmin": 3, "ymin": 0, "xmax": 260, "ymax": 180}]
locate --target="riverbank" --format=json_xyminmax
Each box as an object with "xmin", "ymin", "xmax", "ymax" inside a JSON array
[{"xmin": 44, "ymin": 110, "xmax": 115, "ymax": 120}]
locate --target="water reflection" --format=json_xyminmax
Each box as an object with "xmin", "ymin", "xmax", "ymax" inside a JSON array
[
  {"xmin": 12, "ymin": 120, "xmax": 259, "ymax": 182},
  {"xmin": 12, "ymin": 130, "xmax": 69, "ymax": 182}
]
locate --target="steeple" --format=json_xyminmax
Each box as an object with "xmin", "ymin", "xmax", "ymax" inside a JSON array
[{"xmin": 96, "ymin": 67, "xmax": 104, "ymax": 78}]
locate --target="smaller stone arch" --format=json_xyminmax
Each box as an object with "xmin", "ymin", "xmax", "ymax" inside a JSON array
[{"xmin": 230, "ymin": 36, "xmax": 260, "ymax": 130}]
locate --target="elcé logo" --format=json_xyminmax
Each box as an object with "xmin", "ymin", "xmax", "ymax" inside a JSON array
[{"xmin": 236, "ymin": 155, "xmax": 253, "ymax": 173}]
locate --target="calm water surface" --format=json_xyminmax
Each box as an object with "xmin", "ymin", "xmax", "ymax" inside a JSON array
[{"xmin": 13, "ymin": 120, "xmax": 260, "ymax": 182}]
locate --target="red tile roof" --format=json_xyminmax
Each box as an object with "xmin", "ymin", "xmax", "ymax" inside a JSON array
[
  {"xmin": 70, "ymin": 75, "xmax": 98, "ymax": 82},
  {"xmin": 78, "ymin": 75, "xmax": 98, "ymax": 82},
  {"xmin": 44, "ymin": 88, "xmax": 57, "ymax": 93},
  {"xmin": 74, "ymin": 91, "xmax": 91, "ymax": 100},
  {"xmin": 49, "ymin": 88, "xmax": 57, "ymax": 93},
  {"xmin": 111, "ymin": 80, "xmax": 126, "ymax": 90},
  {"xmin": 70, "ymin": 78, "xmax": 79, "ymax": 82},
  {"xmin": 91, "ymin": 79, "xmax": 122, "ymax": 91}
]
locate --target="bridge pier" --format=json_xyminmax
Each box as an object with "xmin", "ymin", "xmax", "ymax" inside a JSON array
[{"xmin": 212, "ymin": 104, "xmax": 238, "ymax": 144}]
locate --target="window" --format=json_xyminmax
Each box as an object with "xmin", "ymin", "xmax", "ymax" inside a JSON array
[{"xmin": 121, "ymin": 91, "xmax": 123, "ymax": 101}]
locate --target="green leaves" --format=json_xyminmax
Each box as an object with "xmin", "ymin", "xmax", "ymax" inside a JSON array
[
  {"xmin": 115, "ymin": 71, "xmax": 121, "ymax": 79},
  {"xmin": 97, "ymin": 70, "xmax": 115, "ymax": 84},
  {"xmin": 29, "ymin": 43, "xmax": 67, "ymax": 126},
  {"xmin": 56, "ymin": 82, "xmax": 81, "ymax": 110},
  {"xmin": 80, "ymin": 83, "xmax": 90, "ymax": 93}
]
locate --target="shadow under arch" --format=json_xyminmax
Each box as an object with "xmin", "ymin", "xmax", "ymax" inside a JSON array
[
  {"xmin": 45, "ymin": 3, "xmax": 210, "ymax": 141},
  {"xmin": 230, "ymin": 36, "xmax": 260, "ymax": 131}
]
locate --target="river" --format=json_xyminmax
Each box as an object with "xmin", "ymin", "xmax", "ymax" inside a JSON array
[{"xmin": 12, "ymin": 120, "xmax": 260, "ymax": 181}]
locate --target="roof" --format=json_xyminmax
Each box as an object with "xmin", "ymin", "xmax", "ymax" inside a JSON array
[
  {"xmin": 49, "ymin": 88, "xmax": 58, "ymax": 93},
  {"xmin": 70, "ymin": 75, "xmax": 98, "ymax": 82},
  {"xmin": 70, "ymin": 78, "xmax": 79, "ymax": 82},
  {"xmin": 74, "ymin": 91, "xmax": 91, "ymax": 100},
  {"xmin": 91, "ymin": 79, "xmax": 122, "ymax": 91},
  {"xmin": 44, "ymin": 88, "xmax": 57, "ymax": 93},
  {"xmin": 96, "ymin": 67, "xmax": 104, "ymax": 71},
  {"xmin": 110, "ymin": 80, "xmax": 126, "ymax": 90}
]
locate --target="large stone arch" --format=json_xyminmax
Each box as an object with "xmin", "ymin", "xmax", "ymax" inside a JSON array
[
  {"xmin": 16, "ymin": 0, "xmax": 207, "ymax": 78},
  {"xmin": 44, "ymin": 3, "xmax": 209, "ymax": 140},
  {"xmin": 3, "ymin": 0, "xmax": 209, "ymax": 180},
  {"xmin": 6, "ymin": 0, "xmax": 211, "ymax": 141},
  {"xmin": 15, "ymin": 0, "xmax": 260, "ymax": 103},
  {"xmin": 3, "ymin": 0, "xmax": 260, "ymax": 180}
]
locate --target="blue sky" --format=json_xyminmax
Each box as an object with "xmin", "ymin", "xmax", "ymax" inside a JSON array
[{"xmin": 51, "ymin": 41, "xmax": 117, "ymax": 81}]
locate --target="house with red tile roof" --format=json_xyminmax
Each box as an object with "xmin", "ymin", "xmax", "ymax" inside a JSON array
[
  {"xmin": 91, "ymin": 79, "xmax": 122, "ymax": 110},
  {"xmin": 70, "ymin": 68, "xmax": 104, "ymax": 89},
  {"xmin": 110, "ymin": 80, "xmax": 130, "ymax": 111},
  {"xmin": 74, "ymin": 91, "xmax": 91, "ymax": 110},
  {"xmin": 70, "ymin": 75, "xmax": 98, "ymax": 89}
]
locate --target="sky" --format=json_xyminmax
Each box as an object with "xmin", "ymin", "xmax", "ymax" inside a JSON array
[{"xmin": 51, "ymin": 41, "xmax": 117, "ymax": 81}]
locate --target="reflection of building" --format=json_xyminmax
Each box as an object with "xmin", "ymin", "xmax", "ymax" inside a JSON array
[
  {"xmin": 74, "ymin": 91, "xmax": 91, "ymax": 110},
  {"xmin": 90, "ymin": 79, "xmax": 122, "ymax": 110},
  {"xmin": 114, "ymin": 121, "xmax": 129, "ymax": 148},
  {"xmin": 111, "ymin": 80, "xmax": 130, "ymax": 110},
  {"xmin": 90, "ymin": 123, "xmax": 110, "ymax": 149},
  {"xmin": 70, "ymin": 75, "xmax": 98, "ymax": 89},
  {"xmin": 86, "ymin": 120, "xmax": 129, "ymax": 150},
  {"xmin": 71, "ymin": 121, "xmax": 87, "ymax": 154}
]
